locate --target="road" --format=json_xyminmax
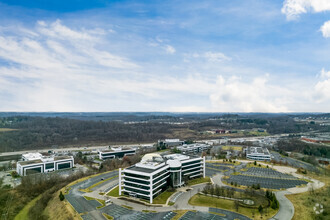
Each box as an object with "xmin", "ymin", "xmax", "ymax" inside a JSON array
[
  {"xmin": 270, "ymin": 191, "xmax": 294, "ymax": 220},
  {"xmin": 0, "ymin": 143, "xmax": 154, "ymax": 156}
]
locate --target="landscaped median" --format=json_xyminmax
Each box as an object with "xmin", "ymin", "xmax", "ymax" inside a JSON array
[{"xmin": 83, "ymin": 196, "xmax": 106, "ymax": 209}]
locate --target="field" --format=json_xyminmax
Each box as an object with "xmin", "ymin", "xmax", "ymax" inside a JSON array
[
  {"xmin": 286, "ymin": 170, "xmax": 330, "ymax": 220},
  {"xmin": 0, "ymin": 128, "xmax": 18, "ymax": 132},
  {"xmin": 43, "ymin": 190, "xmax": 80, "ymax": 220},
  {"xmin": 221, "ymin": 146, "xmax": 243, "ymax": 151},
  {"xmin": 14, "ymin": 195, "xmax": 41, "ymax": 220}
]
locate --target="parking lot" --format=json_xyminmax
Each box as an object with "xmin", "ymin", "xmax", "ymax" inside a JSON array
[
  {"xmin": 100, "ymin": 204, "xmax": 177, "ymax": 220},
  {"xmin": 226, "ymin": 174, "xmax": 307, "ymax": 189},
  {"xmin": 205, "ymin": 163, "xmax": 236, "ymax": 177},
  {"xmin": 241, "ymin": 167, "xmax": 298, "ymax": 179},
  {"xmin": 271, "ymin": 152, "xmax": 319, "ymax": 173}
]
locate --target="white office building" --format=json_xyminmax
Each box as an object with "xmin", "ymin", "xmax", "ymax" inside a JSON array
[
  {"xmin": 17, "ymin": 153, "xmax": 74, "ymax": 176},
  {"xmin": 245, "ymin": 147, "xmax": 271, "ymax": 161},
  {"xmin": 98, "ymin": 147, "xmax": 136, "ymax": 160},
  {"xmin": 119, "ymin": 153, "xmax": 205, "ymax": 203},
  {"xmin": 176, "ymin": 143, "xmax": 211, "ymax": 154}
]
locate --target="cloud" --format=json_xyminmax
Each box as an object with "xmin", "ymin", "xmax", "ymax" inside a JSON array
[
  {"xmin": 320, "ymin": 20, "xmax": 330, "ymax": 38},
  {"xmin": 203, "ymin": 52, "xmax": 232, "ymax": 62},
  {"xmin": 209, "ymin": 75, "xmax": 289, "ymax": 112},
  {"xmin": 314, "ymin": 68, "xmax": 330, "ymax": 102},
  {"xmin": 165, "ymin": 45, "xmax": 176, "ymax": 54},
  {"xmin": 282, "ymin": 0, "xmax": 330, "ymax": 20},
  {"xmin": 185, "ymin": 51, "xmax": 231, "ymax": 63}
]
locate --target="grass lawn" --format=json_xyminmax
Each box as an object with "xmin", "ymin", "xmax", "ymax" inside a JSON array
[
  {"xmin": 80, "ymin": 175, "xmax": 118, "ymax": 193},
  {"xmin": 14, "ymin": 195, "xmax": 41, "ymax": 220},
  {"xmin": 102, "ymin": 213, "xmax": 114, "ymax": 219},
  {"xmin": 246, "ymin": 162, "xmax": 269, "ymax": 169},
  {"xmin": 221, "ymin": 146, "xmax": 243, "ymax": 151},
  {"xmin": 286, "ymin": 171, "xmax": 330, "ymax": 220},
  {"xmin": 83, "ymin": 196, "xmax": 95, "ymax": 200},
  {"xmin": 142, "ymin": 210, "xmax": 157, "ymax": 213},
  {"xmin": 0, "ymin": 128, "xmax": 18, "ymax": 132},
  {"xmin": 43, "ymin": 190, "xmax": 81, "ymax": 220},
  {"xmin": 187, "ymin": 177, "xmax": 211, "ymax": 186},
  {"xmin": 121, "ymin": 205, "xmax": 133, "ymax": 209},
  {"xmin": 107, "ymin": 186, "xmax": 120, "ymax": 197},
  {"xmin": 153, "ymin": 190, "xmax": 176, "ymax": 204},
  {"xmin": 206, "ymin": 160, "xmax": 241, "ymax": 165},
  {"xmin": 189, "ymin": 194, "xmax": 277, "ymax": 220},
  {"xmin": 96, "ymin": 199, "xmax": 105, "ymax": 209}
]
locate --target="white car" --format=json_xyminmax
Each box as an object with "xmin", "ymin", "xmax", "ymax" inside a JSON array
[{"xmin": 105, "ymin": 199, "xmax": 112, "ymax": 204}]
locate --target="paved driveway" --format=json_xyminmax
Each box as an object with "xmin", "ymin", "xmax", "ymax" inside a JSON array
[{"xmin": 65, "ymin": 170, "xmax": 118, "ymax": 214}]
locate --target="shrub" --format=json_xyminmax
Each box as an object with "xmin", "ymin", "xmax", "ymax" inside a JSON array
[{"xmin": 59, "ymin": 191, "xmax": 65, "ymax": 201}]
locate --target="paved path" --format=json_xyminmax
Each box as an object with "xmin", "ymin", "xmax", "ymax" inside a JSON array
[{"xmin": 270, "ymin": 191, "xmax": 294, "ymax": 220}]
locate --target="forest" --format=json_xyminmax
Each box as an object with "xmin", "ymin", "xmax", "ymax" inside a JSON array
[{"xmin": 0, "ymin": 113, "xmax": 329, "ymax": 152}]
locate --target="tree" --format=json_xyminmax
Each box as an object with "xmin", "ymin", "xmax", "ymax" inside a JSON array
[
  {"xmin": 59, "ymin": 191, "xmax": 65, "ymax": 201},
  {"xmin": 11, "ymin": 171, "xmax": 19, "ymax": 178},
  {"xmin": 258, "ymin": 205, "xmax": 263, "ymax": 214},
  {"xmin": 254, "ymin": 161, "xmax": 257, "ymax": 166}
]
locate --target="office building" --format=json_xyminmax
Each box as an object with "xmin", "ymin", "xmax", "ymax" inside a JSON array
[
  {"xmin": 176, "ymin": 143, "xmax": 211, "ymax": 155},
  {"xmin": 17, "ymin": 153, "xmax": 74, "ymax": 176},
  {"xmin": 98, "ymin": 147, "xmax": 136, "ymax": 160},
  {"xmin": 119, "ymin": 153, "xmax": 205, "ymax": 203},
  {"xmin": 245, "ymin": 147, "xmax": 271, "ymax": 161}
]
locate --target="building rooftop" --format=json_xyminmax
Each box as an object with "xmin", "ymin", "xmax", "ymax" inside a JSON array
[
  {"xmin": 127, "ymin": 164, "xmax": 167, "ymax": 173},
  {"xmin": 247, "ymin": 147, "xmax": 270, "ymax": 155},
  {"xmin": 22, "ymin": 153, "xmax": 43, "ymax": 161},
  {"xmin": 99, "ymin": 147, "xmax": 135, "ymax": 153},
  {"xmin": 164, "ymin": 139, "xmax": 181, "ymax": 142},
  {"xmin": 54, "ymin": 156, "xmax": 73, "ymax": 161},
  {"xmin": 19, "ymin": 159, "xmax": 43, "ymax": 166},
  {"xmin": 163, "ymin": 154, "xmax": 190, "ymax": 161}
]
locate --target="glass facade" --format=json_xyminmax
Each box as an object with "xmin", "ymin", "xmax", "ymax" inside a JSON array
[
  {"xmin": 45, "ymin": 163, "xmax": 54, "ymax": 169},
  {"xmin": 58, "ymin": 162, "xmax": 71, "ymax": 170},
  {"xmin": 26, "ymin": 167, "xmax": 42, "ymax": 175}
]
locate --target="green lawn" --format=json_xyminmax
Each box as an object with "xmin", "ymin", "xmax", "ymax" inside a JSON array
[
  {"xmin": 121, "ymin": 205, "xmax": 133, "ymax": 209},
  {"xmin": 96, "ymin": 199, "xmax": 105, "ymax": 209},
  {"xmin": 187, "ymin": 177, "xmax": 211, "ymax": 186},
  {"xmin": 107, "ymin": 186, "xmax": 120, "ymax": 197},
  {"xmin": 102, "ymin": 213, "xmax": 114, "ymax": 219},
  {"xmin": 83, "ymin": 196, "xmax": 95, "ymax": 201},
  {"xmin": 153, "ymin": 190, "xmax": 176, "ymax": 204},
  {"xmin": 14, "ymin": 195, "xmax": 41, "ymax": 220},
  {"xmin": 189, "ymin": 194, "xmax": 277, "ymax": 220}
]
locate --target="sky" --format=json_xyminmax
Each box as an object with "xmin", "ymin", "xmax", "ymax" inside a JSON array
[{"xmin": 0, "ymin": 0, "xmax": 330, "ymax": 112}]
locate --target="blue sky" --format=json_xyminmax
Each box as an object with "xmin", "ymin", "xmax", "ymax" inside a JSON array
[{"xmin": 0, "ymin": 0, "xmax": 330, "ymax": 112}]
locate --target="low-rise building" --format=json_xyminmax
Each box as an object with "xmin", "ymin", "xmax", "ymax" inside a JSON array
[
  {"xmin": 158, "ymin": 139, "xmax": 184, "ymax": 147},
  {"xmin": 119, "ymin": 153, "xmax": 205, "ymax": 203},
  {"xmin": 98, "ymin": 147, "xmax": 136, "ymax": 160},
  {"xmin": 245, "ymin": 146, "xmax": 271, "ymax": 161},
  {"xmin": 176, "ymin": 143, "xmax": 211, "ymax": 155},
  {"xmin": 17, "ymin": 153, "xmax": 74, "ymax": 176}
]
